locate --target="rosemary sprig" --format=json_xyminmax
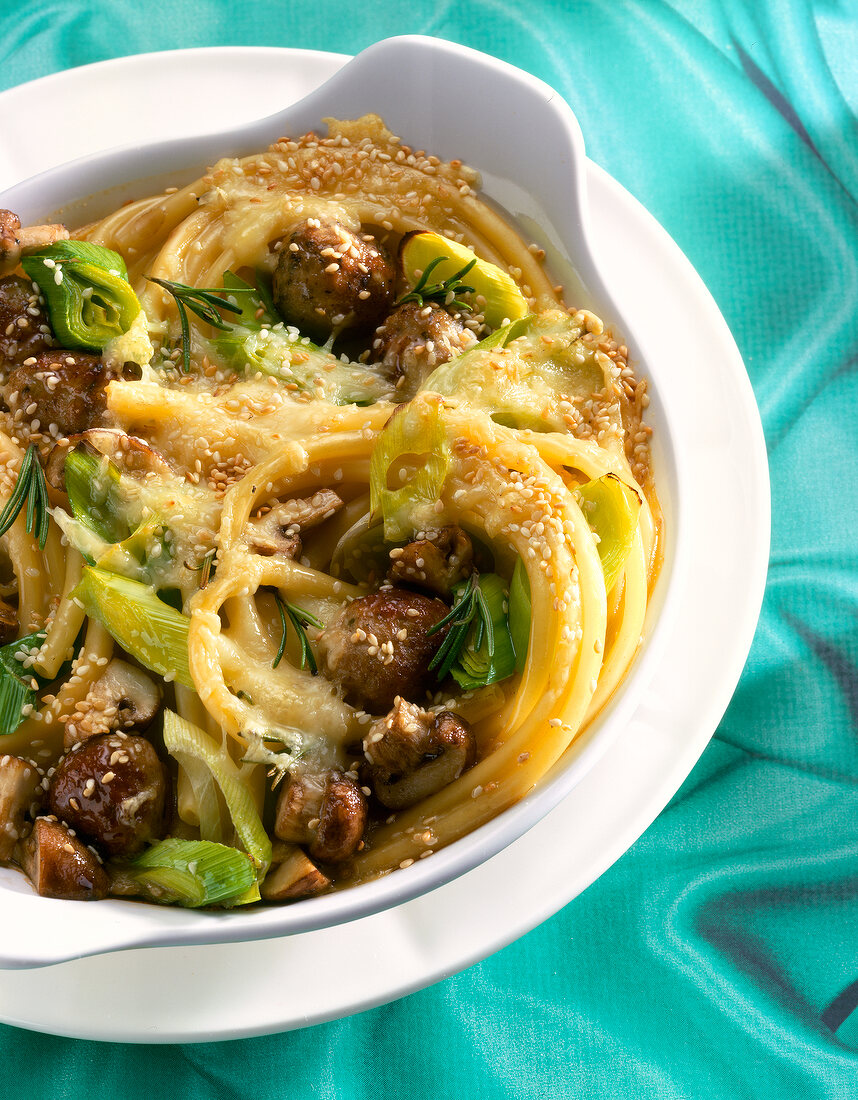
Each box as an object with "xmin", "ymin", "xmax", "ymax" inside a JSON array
[
  {"xmin": 272, "ymin": 594, "xmax": 323, "ymax": 675},
  {"xmin": 0, "ymin": 444, "xmax": 50, "ymax": 550},
  {"xmin": 396, "ymin": 255, "xmax": 477, "ymax": 313},
  {"xmin": 427, "ymin": 572, "xmax": 494, "ymax": 681},
  {"xmin": 147, "ymin": 276, "xmax": 253, "ymax": 374}
]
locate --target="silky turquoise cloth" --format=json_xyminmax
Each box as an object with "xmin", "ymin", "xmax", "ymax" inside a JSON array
[{"xmin": 0, "ymin": 0, "xmax": 856, "ymax": 1095}]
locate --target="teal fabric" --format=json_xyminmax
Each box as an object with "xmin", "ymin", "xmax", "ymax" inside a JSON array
[{"xmin": 1, "ymin": 0, "xmax": 856, "ymax": 1095}]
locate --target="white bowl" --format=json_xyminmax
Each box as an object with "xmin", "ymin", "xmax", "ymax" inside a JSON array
[{"xmin": 0, "ymin": 36, "xmax": 692, "ymax": 969}]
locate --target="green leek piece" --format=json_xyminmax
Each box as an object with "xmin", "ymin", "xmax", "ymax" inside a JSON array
[
  {"xmin": 116, "ymin": 838, "xmax": 257, "ymax": 908},
  {"xmin": 221, "ymin": 271, "xmax": 277, "ymax": 330},
  {"xmin": 71, "ymin": 566, "xmax": 192, "ymax": 688},
  {"xmin": 464, "ymin": 314, "xmax": 533, "ymax": 355},
  {"xmin": 508, "ymin": 557, "xmax": 532, "ymax": 675},
  {"xmin": 22, "ymin": 240, "xmax": 140, "ymax": 350},
  {"xmin": 369, "ymin": 397, "xmax": 450, "ymax": 541},
  {"xmin": 252, "ymin": 269, "xmax": 280, "ymax": 325},
  {"xmin": 400, "ymin": 231, "xmax": 529, "ymax": 329},
  {"xmin": 180, "ymin": 747, "xmax": 230, "ymax": 844},
  {"xmin": 163, "ymin": 709, "xmax": 273, "ymax": 874},
  {"xmin": 212, "ymin": 274, "xmax": 388, "ymax": 404},
  {"xmin": 449, "ymin": 573, "xmax": 516, "ymax": 690},
  {"xmin": 90, "ymin": 515, "xmax": 170, "ymax": 583},
  {"xmin": 577, "ymin": 474, "xmax": 641, "ymax": 594},
  {"xmin": 65, "ymin": 446, "xmax": 132, "ymax": 545},
  {"xmin": 63, "ymin": 447, "xmax": 171, "ymax": 581},
  {"xmin": 423, "ymin": 310, "xmax": 612, "ymax": 434},
  {"xmin": 212, "ymin": 321, "xmax": 390, "ymax": 405},
  {"xmin": 0, "ymin": 631, "xmax": 46, "ymax": 737}
]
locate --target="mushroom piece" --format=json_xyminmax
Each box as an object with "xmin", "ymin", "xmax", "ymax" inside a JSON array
[
  {"xmin": 48, "ymin": 732, "xmax": 167, "ymax": 857},
  {"xmin": 372, "ymin": 300, "xmax": 476, "ymax": 397},
  {"xmin": 16, "ymin": 816, "xmax": 109, "ymax": 900},
  {"xmin": 4, "ymin": 349, "xmax": 121, "ymax": 437},
  {"xmin": 261, "ymin": 841, "xmax": 331, "ymax": 901},
  {"xmin": 247, "ymin": 489, "xmax": 344, "ymax": 558},
  {"xmin": 364, "ymin": 698, "xmax": 477, "ymax": 810},
  {"xmin": 274, "ymin": 768, "xmax": 367, "ymax": 864},
  {"xmin": 387, "ymin": 526, "xmax": 474, "ymax": 597},
  {"xmin": 271, "ymin": 217, "xmax": 396, "ymax": 341},
  {"xmin": 0, "ymin": 597, "xmax": 17, "ymax": 646},
  {"xmin": 0, "ymin": 275, "xmax": 54, "ymax": 367},
  {"xmin": 45, "ymin": 428, "xmax": 173, "ymax": 493},
  {"xmin": 317, "ymin": 587, "xmax": 450, "ymax": 714},
  {"xmin": 0, "ymin": 209, "xmax": 69, "ymax": 278},
  {"xmin": 273, "ymin": 769, "xmax": 327, "ymax": 843},
  {"xmin": 64, "ymin": 658, "xmax": 162, "ymax": 750},
  {"xmin": 309, "ymin": 772, "xmax": 368, "ymax": 864},
  {"xmin": 0, "ymin": 754, "xmax": 43, "ymax": 861}
]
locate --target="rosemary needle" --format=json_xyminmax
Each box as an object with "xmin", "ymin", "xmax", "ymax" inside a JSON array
[
  {"xmin": 396, "ymin": 255, "xmax": 477, "ymax": 313},
  {"xmin": 272, "ymin": 594, "xmax": 323, "ymax": 675},
  {"xmin": 427, "ymin": 572, "xmax": 495, "ymax": 681},
  {"xmin": 0, "ymin": 444, "xmax": 50, "ymax": 550},
  {"xmin": 147, "ymin": 276, "xmax": 253, "ymax": 374}
]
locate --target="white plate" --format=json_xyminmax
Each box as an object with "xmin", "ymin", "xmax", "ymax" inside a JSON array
[{"xmin": 0, "ymin": 47, "xmax": 768, "ymax": 1041}]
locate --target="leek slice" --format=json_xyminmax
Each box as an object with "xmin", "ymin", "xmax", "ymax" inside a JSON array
[
  {"xmin": 508, "ymin": 557, "xmax": 531, "ymax": 675},
  {"xmin": 211, "ymin": 292, "xmax": 390, "ymax": 406},
  {"xmin": 369, "ymin": 396, "xmax": 451, "ymax": 541},
  {"xmin": 577, "ymin": 474, "xmax": 641, "ymax": 594},
  {"xmin": 163, "ymin": 710, "xmax": 272, "ymax": 874},
  {"xmin": 22, "ymin": 240, "xmax": 140, "ymax": 350},
  {"xmin": 0, "ymin": 631, "xmax": 47, "ymax": 737},
  {"xmin": 71, "ymin": 566, "xmax": 192, "ymax": 687},
  {"xmin": 221, "ymin": 271, "xmax": 277, "ymax": 330},
  {"xmin": 114, "ymin": 838, "xmax": 257, "ymax": 908},
  {"xmin": 449, "ymin": 573, "xmax": 516, "ymax": 690},
  {"xmin": 65, "ymin": 447, "xmax": 132, "ymax": 545},
  {"xmin": 423, "ymin": 310, "xmax": 614, "ymax": 434},
  {"xmin": 63, "ymin": 447, "xmax": 171, "ymax": 582},
  {"xmin": 180, "ymin": 749, "xmax": 228, "ymax": 843},
  {"xmin": 400, "ymin": 231, "xmax": 529, "ymax": 329},
  {"xmin": 464, "ymin": 315, "xmax": 533, "ymax": 354}
]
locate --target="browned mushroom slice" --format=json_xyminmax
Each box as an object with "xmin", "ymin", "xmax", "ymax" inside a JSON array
[
  {"xmin": 0, "ymin": 210, "xmax": 70, "ymax": 277},
  {"xmin": 48, "ymin": 732, "xmax": 167, "ymax": 857},
  {"xmin": 5, "ymin": 350, "xmax": 121, "ymax": 437},
  {"xmin": 0, "ymin": 754, "xmax": 43, "ymax": 861},
  {"xmin": 364, "ymin": 698, "xmax": 476, "ymax": 810},
  {"xmin": 64, "ymin": 658, "xmax": 162, "ymax": 749},
  {"xmin": 0, "ymin": 211, "xmax": 19, "ymax": 278},
  {"xmin": 45, "ymin": 428, "xmax": 173, "ymax": 493},
  {"xmin": 261, "ymin": 841, "xmax": 331, "ymax": 901},
  {"xmin": 317, "ymin": 588, "xmax": 449, "ymax": 714},
  {"xmin": 273, "ymin": 769, "xmax": 326, "ymax": 843},
  {"xmin": 0, "ymin": 597, "xmax": 17, "ymax": 646},
  {"xmin": 271, "ymin": 218, "xmax": 396, "ymax": 341},
  {"xmin": 274, "ymin": 768, "xmax": 367, "ymax": 863},
  {"xmin": 308, "ymin": 772, "xmax": 368, "ymax": 864},
  {"xmin": 372, "ymin": 300, "xmax": 476, "ymax": 397},
  {"xmin": 16, "ymin": 816, "xmax": 108, "ymax": 900},
  {"xmin": 0, "ymin": 275, "xmax": 54, "ymax": 367},
  {"xmin": 247, "ymin": 489, "xmax": 344, "ymax": 557},
  {"xmin": 387, "ymin": 526, "xmax": 474, "ymax": 597}
]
